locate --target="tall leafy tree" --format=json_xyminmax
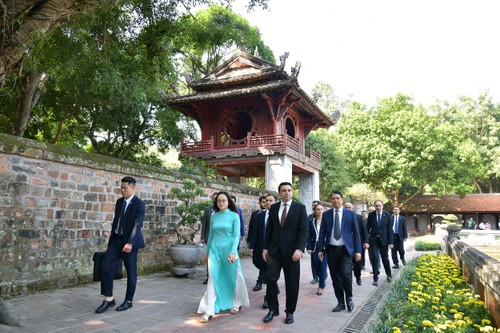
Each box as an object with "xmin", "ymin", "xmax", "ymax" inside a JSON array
[{"xmin": 337, "ymin": 94, "xmax": 453, "ymax": 207}]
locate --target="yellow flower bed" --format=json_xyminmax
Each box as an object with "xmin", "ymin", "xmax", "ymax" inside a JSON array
[{"xmin": 390, "ymin": 254, "xmax": 497, "ymax": 332}]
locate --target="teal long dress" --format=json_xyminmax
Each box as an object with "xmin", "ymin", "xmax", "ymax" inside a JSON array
[{"xmin": 198, "ymin": 209, "xmax": 249, "ymax": 315}]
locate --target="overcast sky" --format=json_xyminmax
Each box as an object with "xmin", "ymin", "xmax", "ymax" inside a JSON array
[{"xmin": 234, "ymin": 0, "xmax": 500, "ymax": 107}]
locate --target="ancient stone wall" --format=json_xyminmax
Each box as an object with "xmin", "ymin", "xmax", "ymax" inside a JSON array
[{"xmin": 0, "ymin": 134, "xmax": 263, "ymax": 298}]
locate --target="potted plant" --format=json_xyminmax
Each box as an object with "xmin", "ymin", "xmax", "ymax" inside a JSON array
[{"xmin": 167, "ymin": 179, "xmax": 212, "ymax": 277}]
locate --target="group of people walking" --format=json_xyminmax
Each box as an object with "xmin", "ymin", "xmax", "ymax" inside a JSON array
[{"xmin": 93, "ymin": 176, "xmax": 408, "ymax": 327}]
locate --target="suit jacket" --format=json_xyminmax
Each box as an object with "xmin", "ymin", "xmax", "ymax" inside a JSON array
[
  {"xmin": 249, "ymin": 210, "xmax": 267, "ymax": 254},
  {"xmin": 109, "ymin": 195, "xmax": 145, "ymax": 249},
  {"xmin": 201, "ymin": 205, "xmax": 213, "ymax": 243},
  {"xmin": 306, "ymin": 215, "xmax": 321, "ymax": 253},
  {"xmin": 264, "ymin": 200, "xmax": 308, "ymax": 258},
  {"xmin": 391, "ymin": 214, "xmax": 408, "ymax": 239},
  {"xmin": 366, "ymin": 210, "xmax": 393, "ymax": 246},
  {"xmin": 247, "ymin": 209, "xmax": 263, "ymax": 243},
  {"xmin": 317, "ymin": 207, "xmax": 362, "ymax": 256},
  {"xmin": 356, "ymin": 213, "xmax": 369, "ymax": 244},
  {"xmin": 236, "ymin": 207, "xmax": 246, "ymax": 237}
]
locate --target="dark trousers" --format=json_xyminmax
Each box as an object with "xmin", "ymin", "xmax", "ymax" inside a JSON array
[
  {"xmin": 391, "ymin": 234, "xmax": 405, "ymax": 265},
  {"xmin": 327, "ymin": 245, "xmax": 353, "ymax": 304},
  {"xmin": 369, "ymin": 238, "xmax": 391, "ymax": 282},
  {"xmin": 266, "ymin": 252, "xmax": 300, "ymax": 314},
  {"xmin": 252, "ymin": 251, "xmax": 267, "ymax": 283},
  {"xmin": 311, "ymin": 249, "xmax": 328, "ymax": 288},
  {"xmin": 101, "ymin": 239, "xmax": 138, "ymax": 301}
]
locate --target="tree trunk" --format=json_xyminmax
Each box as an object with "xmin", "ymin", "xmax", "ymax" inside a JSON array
[
  {"xmin": 14, "ymin": 71, "xmax": 47, "ymax": 137},
  {"xmin": 0, "ymin": 0, "xmax": 114, "ymax": 87}
]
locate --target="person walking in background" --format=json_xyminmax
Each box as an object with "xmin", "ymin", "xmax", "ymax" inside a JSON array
[
  {"xmin": 391, "ymin": 206, "xmax": 408, "ymax": 268},
  {"xmin": 198, "ymin": 192, "xmax": 249, "ymax": 323},
  {"xmin": 262, "ymin": 182, "xmax": 308, "ymax": 325},
  {"xmin": 247, "ymin": 195, "xmax": 267, "ymax": 291},
  {"xmin": 366, "ymin": 200, "xmax": 393, "ymax": 286},
  {"xmin": 307, "ymin": 200, "xmax": 321, "ymax": 284},
  {"xmin": 95, "ymin": 176, "xmax": 145, "ymax": 314},
  {"xmin": 201, "ymin": 192, "xmax": 218, "ymax": 284},
  {"xmin": 249, "ymin": 193, "xmax": 277, "ymax": 308},
  {"xmin": 230, "ymin": 195, "xmax": 246, "ymax": 245},
  {"xmin": 307, "ymin": 203, "xmax": 328, "ymax": 295},
  {"xmin": 344, "ymin": 203, "xmax": 368, "ymax": 286},
  {"xmin": 318, "ymin": 191, "xmax": 361, "ymax": 313},
  {"xmin": 360, "ymin": 209, "xmax": 369, "ymax": 270}
]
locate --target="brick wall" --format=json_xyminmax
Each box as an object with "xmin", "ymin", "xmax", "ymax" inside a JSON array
[{"xmin": 0, "ymin": 134, "xmax": 264, "ymax": 298}]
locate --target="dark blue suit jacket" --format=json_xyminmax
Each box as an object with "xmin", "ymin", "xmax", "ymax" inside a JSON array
[
  {"xmin": 366, "ymin": 210, "xmax": 393, "ymax": 246},
  {"xmin": 110, "ymin": 195, "xmax": 145, "ymax": 249},
  {"xmin": 306, "ymin": 215, "xmax": 320, "ymax": 253},
  {"xmin": 249, "ymin": 210, "xmax": 266, "ymax": 254},
  {"xmin": 391, "ymin": 214, "xmax": 408, "ymax": 239},
  {"xmin": 317, "ymin": 207, "xmax": 362, "ymax": 256}
]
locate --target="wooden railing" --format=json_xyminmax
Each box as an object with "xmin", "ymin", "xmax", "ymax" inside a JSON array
[{"xmin": 180, "ymin": 133, "xmax": 321, "ymax": 165}]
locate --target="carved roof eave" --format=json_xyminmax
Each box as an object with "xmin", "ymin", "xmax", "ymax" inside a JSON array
[
  {"xmin": 188, "ymin": 68, "xmax": 284, "ymax": 92},
  {"xmin": 164, "ymin": 80, "xmax": 335, "ymax": 128}
]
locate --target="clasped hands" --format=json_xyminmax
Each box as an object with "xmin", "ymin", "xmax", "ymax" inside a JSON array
[{"xmin": 227, "ymin": 253, "xmax": 238, "ymax": 263}]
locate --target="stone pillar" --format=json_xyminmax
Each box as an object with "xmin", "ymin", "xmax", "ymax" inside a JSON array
[
  {"xmin": 265, "ymin": 155, "xmax": 292, "ymax": 193},
  {"xmin": 299, "ymin": 171, "xmax": 320, "ymax": 215}
]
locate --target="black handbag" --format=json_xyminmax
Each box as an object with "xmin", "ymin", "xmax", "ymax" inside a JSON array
[{"xmin": 92, "ymin": 251, "xmax": 123, "ymax": 281}]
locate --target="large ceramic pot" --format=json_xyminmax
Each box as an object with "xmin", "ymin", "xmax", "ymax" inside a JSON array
[{"xmin": 168, "ymin": 244, "xmax": 204, "ymax": 277}]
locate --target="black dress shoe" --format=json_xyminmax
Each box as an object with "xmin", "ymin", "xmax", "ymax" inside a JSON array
[
  {"xmin": 203, "ymin": 278, "xmax": 208, "ymax": 284},
  {"xmin": 387, "ymin": 276, "xmax": 392, "ymax": 283},
  {"xmin": 263, "ymin": 310, "xmax": 279, "ymax": 323},
  {"xmin": 285, "ymin": 313, "xmax": 294, "ymax": 324},
  {"xmin": 373, "ymin": 280, "xmax": 379, "ymax": 286},
  {"xmin": 402, "ymin": 259, "xmax": 406, "ymax": 265},
  {"xmin": 95, "ymin": 299, "xmax": 116, "ymax": 313},
  {"xmin": 332, "ymin": 303, "xmax": 346, "ymax": 312},
  {"xmin": 392, "ymin": 264, "xmax": 399, "ymax": 269},
  {"xmin": 262, "ymin": 299, "xmax": 269, "ymax": 309},
  {"xmin": 116, "ymin": 300, "xmax": 133, "ymax": 311},
  {"xmin": 356, "ymin": 278, "xmax": 362, "ymax": 286},
  {"xmin": 253, "ymin": 281, "xmax": 262, "ymax": 291},
  {"xmin": 347, "ymin": 298, "xmax": 355, "ymax": 312}
]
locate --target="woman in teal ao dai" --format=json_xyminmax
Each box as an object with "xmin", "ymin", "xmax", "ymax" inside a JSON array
[{"xmin": 198, "ymin": 192, "xmax": 249, "ymax": 323}]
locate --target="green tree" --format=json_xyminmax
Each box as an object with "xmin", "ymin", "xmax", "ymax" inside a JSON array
[
  {"xmin": 306, "ymin": 128, "xmax": 353, "ymax": 200},
  {"xmin": 174, "ymin": 4, "xmax": 275, "ymax": 83},
  {"xmin": 337, "ymin": 94, "xmax": 452, "ymax": 207}
]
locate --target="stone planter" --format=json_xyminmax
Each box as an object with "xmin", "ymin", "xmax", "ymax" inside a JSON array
[
  {"xmin": 168, "ymin": 244, "xmax": 204, "ymax": 277},
  {"xmin": 446, "ymin": 223, "xmax": 462, "ymax": 240}
]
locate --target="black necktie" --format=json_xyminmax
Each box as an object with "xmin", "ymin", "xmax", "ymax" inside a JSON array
[{"xmin": 334, "ymin": 209, "xmax": 341, "ymax": 240}]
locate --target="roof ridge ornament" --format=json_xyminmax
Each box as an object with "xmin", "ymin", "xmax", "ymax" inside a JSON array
[
  {"xmin": 279, "ymin": 52, "xmax": 289, "ymax": 72},
  {"xmin": 290, "ymin": 61, "xmax": 301, "ymax": 81}
]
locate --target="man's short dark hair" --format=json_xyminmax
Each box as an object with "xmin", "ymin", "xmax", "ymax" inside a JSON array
[
  {"xmin": 362, "ymin": 210, "xmax": 367, "ymax": 213},
  {"xmin": 259, "ymin": 195, "xmax": 267, "ymax": 202},
  {"xmin": 121, "ymin": 176, "xmax": 136, "ymax": 186},
  {"xmin": 278, "ymin": 181, "xmax": 292, "ymax": 192},
  {"xmin": 329, "ymin": 190, "xmax": 343, "ymax": 198},
  {"xmin": 265, "ymin": 193, "xmax": 277, "ymax": 201}
]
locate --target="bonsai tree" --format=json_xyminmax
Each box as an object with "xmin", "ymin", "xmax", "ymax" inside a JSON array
[
  {"xmin": 442, "ymin": 214, "xmax": 460, "ymax": 225},
  {"xmin": 168, "ymin": 179, "xmax": 212, "ymax": 245}
]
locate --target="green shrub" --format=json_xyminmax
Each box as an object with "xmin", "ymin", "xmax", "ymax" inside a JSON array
[{"xmin": 414, "ymin": 235, "xmax": 441, "ymax": 251}]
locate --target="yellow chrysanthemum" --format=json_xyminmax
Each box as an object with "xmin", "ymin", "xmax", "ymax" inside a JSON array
[
  {"xmin": 482, "ymin": 319, "xmax": 491, "ymax": 325},
  {"xmin": 422, "ymin": 320, "xmax": 433, "ymax": 327}
]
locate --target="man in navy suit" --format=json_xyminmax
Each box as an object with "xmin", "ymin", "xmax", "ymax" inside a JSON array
[
  {"xmin": 318, "ymin": 191, "xmax": 361, "ymax": 312},
  {"xmin": 247, "ymin": 195, "xmax": 267, "ymax": 291},
  {"xmin": 262, "ymin": 182, "xmax": 308, "ymax": 325},
  {"xmin": 249, "ymin": 194, "xmax": 276, "ymax": 307},
  {"xmin": 391, "ymin": 206, "xmax": 408, "ymax": 268},
  {"xmin": 366, "ymin": 200, "xmax": 393, "ymax": 286},
  {"xmin": 96, "ymin": 176, "xmax": 146, "ymax": 313}
]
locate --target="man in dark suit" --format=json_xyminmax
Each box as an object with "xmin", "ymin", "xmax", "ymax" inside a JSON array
[
  {"xmin": 307, "ymin": 200, "xmax": 321, "ymax": 284},
  {"xmin": 366, "ymin": 200, "xmax": 393, "ymax": 286},
  {"xmin": 391, "ymin": 206, "xmax": 408, "ymax": 268},
  {"xmin": 318, "ymin": 192, "xmax": 361, "ymax": 312},
  {"xmin": 248, "ymin": 195, "xmax": 267, "ymax": 291},
  {"xmin": 201, "ymin": 192, "xmax": 218, "ymax": 284},
  {"xmin": 262, "ymin": 182, "xmax": 308, "ymax": 325},
  {"xmin": 249, "ymin": 194, "xmax": 276, "ymax": 308},
  {"xmin": 95, "ymin": 176, "xmax": 145, "ymax": 313},
  {"xmin": 344, "ymin": 202, "xmax": 369, "ymax": 286}
]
